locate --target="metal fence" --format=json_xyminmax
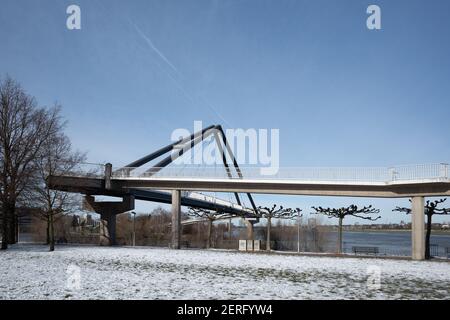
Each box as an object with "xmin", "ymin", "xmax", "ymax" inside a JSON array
[
  {"xmin": 58, "ymin": 162, "xmax": 450, "ymax": 184},
  {"xmin": 161, "ymin": 239, "xmax": 450, "ymax": 258},
  {"xmin": 109, "ymin": 163, "xmax": 449, "ymax": 183}
]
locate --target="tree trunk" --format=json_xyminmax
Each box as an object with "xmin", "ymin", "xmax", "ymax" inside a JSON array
[
  {"xmin": 46, "ymin": 219, "xmax": 50, "ymax": 245},
  {"xmin": 425, "ymin": 213, "xmax": 432, "ymax": 259},
  {"xmin": 49, "ymin": 213, "xmax": 55, "ymax": 252},
  {"xmin": 206, "ymin": 219, "xmax": 212, "ymax": 249},
  {"xmin": 266, "ymin": 217, "xmax": 272, "ymax": 251},
  {"xmin": 6, "ymin": 213, "xmax": 16, "ymax": 244},
  {"xmin": 337, "ymin": 217, "xmax": 343, "ymax": 254},
  {"xmin": 1, "ymin": 203, "xmax": 8, "ymax": 250},
  {"xmin": 197, "ymin": 222, "xmax": 201, "ymax": 245},
  {"xmin": 15, "ymin": 214, "xmax": 19, "ymax": 243},
  {"xmin": 3, "ymin": 201, "xmax": 16, "ymax": 246}
]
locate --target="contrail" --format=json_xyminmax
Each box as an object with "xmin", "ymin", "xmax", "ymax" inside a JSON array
[
  {"xmin": 132, "ymin": 22, "xmax": 181, "ymax": 77},
  {"xmin": 130, "ymin": 20, "xmax": 232, "ymax": 128}
]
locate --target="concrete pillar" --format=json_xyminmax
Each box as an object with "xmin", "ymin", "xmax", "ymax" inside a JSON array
[
  {"xmin": 100, "ymin": 213, "xmax": 117, "ymax": 246},
  {"xmin": 411, "ymin": 196, "xmax": 425, "ymax": 260},
  {"xmin": 246, "ymin": 220, "xmax": 254, "ymax": 240},
  {"xmin": 84, "ymin": 195, "xmax": 134, "ymax": 246},
  {"xmin": 171, "ymin": 190, "xmax": 181, "ymax": 249}
]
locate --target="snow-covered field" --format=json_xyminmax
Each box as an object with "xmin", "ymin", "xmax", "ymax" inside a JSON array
[{"xmin": 1, "ymin": 245, "xmax": 449, "ymax": 300}]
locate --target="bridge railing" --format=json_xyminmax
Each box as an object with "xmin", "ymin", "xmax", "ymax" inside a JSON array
[
  {"xmin": 109, "ymin": 163, "xmax": 449, "ymax": 183},
  {"xmin": 46, "ymin": 162, "xmax": 106, "ymax": 178}
]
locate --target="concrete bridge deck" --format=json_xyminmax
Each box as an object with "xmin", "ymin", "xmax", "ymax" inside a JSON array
[
  {"xmin": 48, "ymin": 174, "xmax": 450, "ymax": 198},
  {"xmin": 108, "ymin": 176, "xmax": 450, "ymax": 198}
]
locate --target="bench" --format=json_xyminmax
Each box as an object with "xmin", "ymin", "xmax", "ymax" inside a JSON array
[
  {"xmin": 352, "ymin": 246, "xmax": 379, "ymax": 255},
  {"xmin": 430, "ymin": 244, "xmax": 439, "ymax": 257}
]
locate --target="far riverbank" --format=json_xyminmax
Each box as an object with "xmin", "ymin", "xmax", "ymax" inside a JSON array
[{"xmin": 342, "ymin": 229, "xmax": 450, "ymax": 235}]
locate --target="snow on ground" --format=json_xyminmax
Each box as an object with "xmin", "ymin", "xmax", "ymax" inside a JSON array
[{"xmin": 1, "ymin": 244, "xmax": 449, "ymax": 300}]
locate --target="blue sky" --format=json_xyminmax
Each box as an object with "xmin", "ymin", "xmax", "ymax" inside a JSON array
[{"xmin": 1, "ymin": 0, "xmax": 450, "ymax": 223}]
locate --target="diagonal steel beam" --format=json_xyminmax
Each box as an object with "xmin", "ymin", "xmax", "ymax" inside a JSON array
[
  {"xmin": 121, "ymin": 124, "xmax": 217, "ymax": 169},
  {"xmin": 213, "ymin": 131, "xmax": 242, "ymax": 206},
  {"xmin": 216, "ymin": 126, "xmax": 258, "ymax": 214},
  {"xmin": 144, "ymin": 125, "xmax": 219, "ymax": 176}
]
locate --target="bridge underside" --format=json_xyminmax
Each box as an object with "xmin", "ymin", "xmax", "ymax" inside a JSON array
[
  {"xmin": 53, "ymin": 176, "xmax": 254, "ymax": 246},
  {"xmin": 51, "ymin": 177, "xmax": 252, "ymax": 216},
  {"xmin": 123, "ymin": 179, "xmax": 450, "ymax": 198}
]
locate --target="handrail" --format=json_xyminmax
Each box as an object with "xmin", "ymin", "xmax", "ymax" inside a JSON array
[
  {"xmin": 56, "ymin": 163, "xmax": 450, "ymax": 184},
  {"xmin": 108, "ymin": 163, "xmax": 449, "ymax": 183}
]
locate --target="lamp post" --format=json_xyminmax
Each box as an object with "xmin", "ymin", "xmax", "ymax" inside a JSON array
[
  {"xmin": 131, "ymin": 211, "xmax": 136, "ymax": 247},
  {"xmin": 297, "ymin": 214, "xmax": 301, "ymax": 253}
]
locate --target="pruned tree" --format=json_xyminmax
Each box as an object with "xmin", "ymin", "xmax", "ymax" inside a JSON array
[
  {"xmin": 311, "ymin": 205, "xmax": 381, "ymax": 254},
  {"xmin": 30, "ymin": 131, "xmax": 86, "ymax": 251},
  {"xmin": 0, "ymin": 76, "xmax": 63, "ymax": 250},
  {"xmin": 188, "ymin": 207, "xmax": 229, "ymax": 249},
  {"xmin": 256, "ymin": 205, "xmax": 302, "ymax": 251},
  {"xmin": 393, "ymin": 198, "xmax": 449, "ymax": 259}
]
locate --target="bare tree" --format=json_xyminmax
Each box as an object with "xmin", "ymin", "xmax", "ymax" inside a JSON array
[
  {"xmin": 256, "ymin": 205, "xmax": 302, "ymax": 251},
  {"xmin": 311, "ymin": 205, "xmax": 381, "ymax": 254},
  {"xmin": 188, "ymin": 207, "xmax": 231, "ymax": 249},
  {"xmin": 30, "ymin": 132, "xmax": 86, "ymax": 251},
  {"xmin": 393, "ymin": 198, "xmax": 449, "ymax": 259},
  {"xmin": 0, "ymin": 76, "xmax": 62, "ymax": 250}
]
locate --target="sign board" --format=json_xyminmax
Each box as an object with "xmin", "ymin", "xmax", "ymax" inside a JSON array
[
  {"xmin": 239, "ymin": 240, "xmax": 261, "ymax": 251},
  {"xmin": 246, "ymin": 240, "xmax": 254, "ymax": 251}
]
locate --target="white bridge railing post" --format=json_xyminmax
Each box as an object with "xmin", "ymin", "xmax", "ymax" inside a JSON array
[
  {"xmin": 104, "ymin": 163, "xmax": 112, "ymax": 189},
  {"xmin": 440, "ymin": 163, "xmax": 449, "ymax": 180},
  {"xmin": 388, "ymin": 167, "xmax": 398, "ymax": 181}
]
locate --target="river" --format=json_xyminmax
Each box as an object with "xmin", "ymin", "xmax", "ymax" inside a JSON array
[{"xmin": 326, "ymin": 231, "xmax": 450, "ymax": 257}]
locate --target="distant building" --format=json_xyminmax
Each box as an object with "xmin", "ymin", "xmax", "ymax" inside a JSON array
[
  {"xmin": 71, "ymin": 213, "xmax": 100, "ymax": 231},
  {"xmin": 0, "ymin": 207, "xmax": 43, "ymax": 242}
]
